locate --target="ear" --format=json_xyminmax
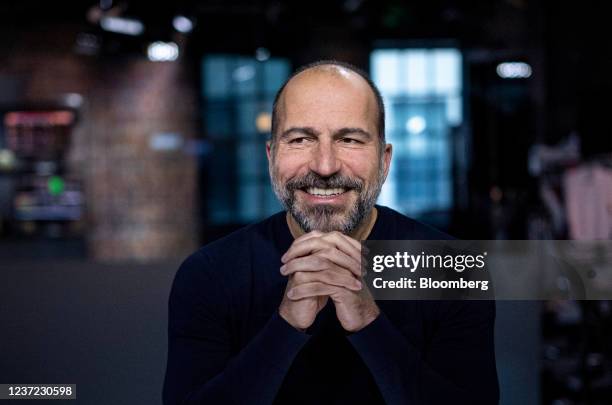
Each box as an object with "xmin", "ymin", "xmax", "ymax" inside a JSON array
[
  {"xmin": 382, "ymin": 143, "xmax": 392, "ymax": 181},
  {"xmin": 266, "ymin": 140, "xmax": 272, "ymax": 163}
]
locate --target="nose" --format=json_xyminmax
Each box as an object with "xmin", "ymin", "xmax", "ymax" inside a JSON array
[{"xmin": 309, "ymin": 138, "xmax": 341, "ymax": 177}]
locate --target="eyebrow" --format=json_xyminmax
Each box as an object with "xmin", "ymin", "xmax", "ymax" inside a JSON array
[
  {"xmin": 280, "ymin": 127, "xmax": 320, "ymax": 139},
  {"xmin": 333, "ymin": 127, "xmax": 373, "ymax": 140},
  {"xmin": 279, "ymin": 126, "xmax": 373, "ymax": 140}
]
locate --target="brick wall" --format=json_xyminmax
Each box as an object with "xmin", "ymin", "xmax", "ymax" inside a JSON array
[{"xmin": 2, "ymin": 25, "xmax": 199, "ymax": 261}]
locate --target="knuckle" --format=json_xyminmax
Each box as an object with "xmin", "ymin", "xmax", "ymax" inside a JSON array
[
  {"xmin": 284, "ymin": 261, "xmax": 296, "ymax": 273},
  {"xmin": 312, "ymin": 255, "xmax": 328, "ymax": 268},
  {"xmin": 290, "ymin": 286, "xmax": 303, "ymax": 297},
  {"xmin": 329, "ymin": 273, "xmax": 344, "ymax": 286},
  {"xmin": 344, "ymin": 266, "xmax": 355, "ymax": 277},
  {"xmin": 323, "ymin": 247, "xmax": 336, "ymax": 257},
  {"xmin": 293, "ymin": 272, "xmax": 308, "ymax": 283},
  {"xmin": 319, "ymin": 270, "xmax": 333, "ymax": 284}
]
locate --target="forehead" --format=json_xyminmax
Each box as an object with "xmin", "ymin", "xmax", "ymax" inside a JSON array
[{"xmin": 278, "ymin": 68, "xmax": 378, "ymax": 130}]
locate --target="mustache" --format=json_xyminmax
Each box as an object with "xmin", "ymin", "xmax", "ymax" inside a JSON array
[{"xmin": 285, "ymin": 171, "xmax": 364, "ymax": 192}]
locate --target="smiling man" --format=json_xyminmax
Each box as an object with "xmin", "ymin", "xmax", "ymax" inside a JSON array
[
  {"xmin": 163, "ymin": 61, "xmax": 499, "ymax": 405},
  {"xmin": 269, "ymin": 63, "xmax": 388, "ymax": 237}
]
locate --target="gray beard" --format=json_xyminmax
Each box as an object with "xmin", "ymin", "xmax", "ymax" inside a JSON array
[{"xmin": 270, "ymin": 165, "xmax": 385, "ymax": 234}]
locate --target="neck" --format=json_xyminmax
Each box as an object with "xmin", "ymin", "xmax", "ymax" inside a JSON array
[{"xmin": 286, "ymin": 207, "xmax": 378, "ymax": 241}]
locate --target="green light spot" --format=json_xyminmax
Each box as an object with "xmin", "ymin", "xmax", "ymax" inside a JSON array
[{"xmin": 48, "ymin": 176, "xmax": 65, "ymax": 196}]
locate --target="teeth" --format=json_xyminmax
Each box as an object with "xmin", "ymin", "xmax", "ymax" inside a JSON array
[{"xmin": 306, "ymin": 187, "xmax": 346, "ymax": 196}]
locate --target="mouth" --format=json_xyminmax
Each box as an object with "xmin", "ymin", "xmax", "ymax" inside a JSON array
[
  {"xmin": 296, "ymin": 186, "xmax": 353, "ymax": 204},
  {"xmin": 303, "ymin": 187, "xmax": 348, "ymax": 197}
]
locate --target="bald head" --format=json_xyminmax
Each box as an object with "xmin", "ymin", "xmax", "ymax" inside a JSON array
[{"xmin": 270, "ymin": 61, "xmax": 385, "ymax": 148}]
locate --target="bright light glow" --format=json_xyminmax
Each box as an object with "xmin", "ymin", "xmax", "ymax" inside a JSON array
[
  {"xmin": 256, "ymin": 112, "xmax": 272, "ymax": 133},
  {"xmin": 173, "ymin": 15, "xmax": 194, "ymax": 33},
  {"xmin": 149, "ymin": 133, "xmax": 184, "ymax": 151},
  {"xmin": 0, "ymin": 149, "xmax": 16, "ymax": 169},
  {"xmin": 496, "ymin": 62, "xmax": 532, "ymax": 79},
  {"xmin": 232, "ymin": 65, "xmax": 255, "ymax": 82},
  {"xmin": 63, "ymin": 93, "xmax": 84, "ymax": 108},
  {"xmin": 406, "ymin": 116, "xmax": 427, "ymax": 134},
  {"xmin": 255, "ymin": 47, "xmax": 270, "ymax": 62},
  {"xmin": 147, "ymin": 42, "xmax": 179, "ymax": 62},
  {"xmin": 100, "ymin": 16, "xmax": 144, "ymax": 36}
]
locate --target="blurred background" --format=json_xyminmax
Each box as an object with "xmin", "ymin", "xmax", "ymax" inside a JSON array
[{"xmin": 0, "ymin": 0, "xmax": 611, "ymax": 404}]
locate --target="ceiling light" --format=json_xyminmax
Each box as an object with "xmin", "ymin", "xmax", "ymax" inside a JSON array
[
  {"xmin": 173, "ymin": 15, "xmax": 194, "ymax": 33},
  {"xmin": 100, "ymin": 16, "xmax": 144, "ymax": 36},
  {"xmin": 147, "ymin": 42, "xmax": 179, "ymax": 62},
  {"xmin": 496, "ymin": 62, "xmax": 532, "ymax": 79}
]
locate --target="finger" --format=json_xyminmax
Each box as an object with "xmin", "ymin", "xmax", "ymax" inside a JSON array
[
  {"xmin": 322, "ymin": 231, "xmax": 362, "ymax": 259},
  {"xmin": 315, "ymin": 247, "xmax": 361, "ymax": 277},
  {"xmin": 282, "ymin": 237, "xmax": 329, "ymax": 263},
  {"xmin": 298, "ymin": 230, "xmax": 360, "ymax": 249},
  {"xmin": 327, "ymin": 231, "xmax": 362, "ymax": 251},
  {"xmin": 281, "ymin": 255, "xmax": 329, "ymax": 275},
  {"xmin": 283, "ymin": 258, "xmax": 360, "ymax": 283},
  {"xmin": 281, "ymin": 249, "xmax": 361, "ymax": 278},
  {"xmin": 292, "ymin": 270, "xmax": 362, "ymax": 291},
  {"xmin": 287, "ymin": 282, "xmax": 347, "ymax": 300},
  {"xmin": 283, "ymin": 234, "xmax": 360, "ymax": 264}
]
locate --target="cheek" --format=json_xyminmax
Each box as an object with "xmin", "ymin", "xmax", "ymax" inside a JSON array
[
  {"xmin": 272, "ymin": 153, "xmax": 310, "ymax": 180},
  {"xmin": 339, "ymin": 151, "xmax": 382, "ymax": 181}
]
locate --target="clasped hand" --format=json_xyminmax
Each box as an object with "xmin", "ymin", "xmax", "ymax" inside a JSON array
[{"xmin": 278, "ymin": 231, "xmax": 380, "ymax": 332}]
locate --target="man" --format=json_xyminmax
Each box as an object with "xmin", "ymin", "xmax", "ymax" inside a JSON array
[{"xmin": 163, "ymin": 61, "xmax": 499, "ymax": 404}]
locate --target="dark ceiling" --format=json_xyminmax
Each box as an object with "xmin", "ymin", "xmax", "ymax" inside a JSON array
[{"xmin": 1, "ymin": 1, "xmax": 609, "ymax": 54}]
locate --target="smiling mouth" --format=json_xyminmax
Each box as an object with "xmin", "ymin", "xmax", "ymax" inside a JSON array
[{"xmin": 303, "ymin": 187, "xmax": 348, "ymax": 197}]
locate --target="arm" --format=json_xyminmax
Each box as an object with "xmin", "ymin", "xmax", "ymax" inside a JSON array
[
  {"xmin": 162, "ymin": 252, "xmax": 310, "ymax": 405},
  {"xmin": 347, "ymin": 300, "xmax": 499, "ymax": 405},
  {"xmin": 280, "ymin": 231, "xmax": 499, "ymax": 403}
]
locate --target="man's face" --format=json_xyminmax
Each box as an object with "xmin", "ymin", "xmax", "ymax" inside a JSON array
[{"xmin": 267, "ymin": 69, "xmax": 392, "ymax": 234}]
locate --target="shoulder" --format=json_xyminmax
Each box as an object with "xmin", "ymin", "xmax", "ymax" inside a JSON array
[
  {"xmin": 375, "ymin": 205, "xmax": 453, "ymax": 240},
  {"xmin": 173, "ymin": 212, "xmax": 284, "ymax": 284}
]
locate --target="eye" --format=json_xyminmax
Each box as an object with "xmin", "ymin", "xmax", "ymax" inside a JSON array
[
  {"xmin": 288, "ymin": 137, "xmax": 312, "ymax": 144},
  {"xmin": 340, "ymin": 137, "xmax": 363, "ymax": 144}
]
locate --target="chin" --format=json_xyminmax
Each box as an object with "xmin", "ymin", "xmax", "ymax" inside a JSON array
[
  {"xmin": 292, "ymin": 201, "xmax": 358, "ymax": 234},
  {"xmin": 309, "ymin": 216, "xmax": 351, "ymax": 233}
]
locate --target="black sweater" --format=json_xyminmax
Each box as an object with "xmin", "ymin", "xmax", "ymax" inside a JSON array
[{"xmin": 163, "ymin": 206, "xmax": 499, "ymax": 404}]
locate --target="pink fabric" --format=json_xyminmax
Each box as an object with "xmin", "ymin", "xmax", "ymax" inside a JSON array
[{"xmin": 564, "ymin": 164, "xmax": 612, "ymax": 240}]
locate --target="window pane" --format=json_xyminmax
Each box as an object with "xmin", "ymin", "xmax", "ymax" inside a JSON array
[
  {"xmin": 433, "ymin": 49, "xmax": 461, "ymax": 94},
  {"xmin": 204, "ymin": 102, "xmax": 233, "ymax": 138},
  {"xmin": 264, "ymin": 61, "xmax": 290, "ymax": 94},
  {"xmin": 232, "ymin": 59, "xmax": 257, "ymax": 96},
  {"xmin": 371, "ymin": 50, "xmax": 400, "ymax": 94},
  {"xmin": 236, "ymin": 101, "xmax": 258, "ymax": 137},
  {"xmin": 202, "ymin": 55, "xmax": 290, "ymax": 224},
  {"xmin": 446, "ymin": 95, "xmax": 463, "ymax": 125},
  {"xmin": 203, "ymin": 57, "xmax": 230, "ymax": 98},
  {"xmin": 404, "ymin": 50, "xmax": 429, "ymax": 95},
  {"xmin": 371, "ymin": 48, "xmax": 463, "ymax": 219}
]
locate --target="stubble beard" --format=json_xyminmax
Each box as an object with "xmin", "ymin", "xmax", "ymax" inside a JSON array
[{"xmin": 270, "ymin": 161, "xmax": 386, "ymax": 234}]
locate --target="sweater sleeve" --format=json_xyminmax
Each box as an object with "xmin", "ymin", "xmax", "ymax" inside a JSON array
[
  {"xmin": 347, "ymin": 300, "xmax": 499, "ymax": 405},
  {"xmin": 162, "ymin": 252, "xmax": 310, "ymax": 405}
]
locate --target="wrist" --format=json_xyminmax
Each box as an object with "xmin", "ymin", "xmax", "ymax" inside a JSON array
[
  {"xmin": 353, "ymin": 303, "xmax": 380, "ymax": 332},
  {"xmin": 278, "ymin": 307, "xmax": 307, "ymax": 332}
]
